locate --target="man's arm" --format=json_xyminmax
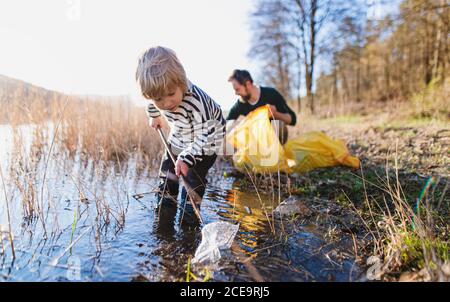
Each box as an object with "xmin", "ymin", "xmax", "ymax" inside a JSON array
[
  {"xmin": 268, "ymin": 106, "xmax": 292, "ymax": 125},
  {"xmin": 271, "ymin": 90, "xmax": 297, "ymax": 126},
  {"xmin": 226, "ymin": 101, "xmax": 242, "ymax": 121},
  {"xmin": 276, "ymin": 112, "xmax": 292, "ymax": 125}
]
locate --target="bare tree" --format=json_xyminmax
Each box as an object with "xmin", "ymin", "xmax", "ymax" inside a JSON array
[
  {"xmin": 249, "ymin": 0, "xmax": 448, "ymax": 116},
  {"xmin": 249, "ymin": 0, "xmax": 295, "ymax": 99}
]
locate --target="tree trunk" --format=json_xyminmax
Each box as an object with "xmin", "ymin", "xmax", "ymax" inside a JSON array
[
  {"xmin": 297, "ymin": 50, "xmax": 302, "ymax": 113},
  {"xmin": 305, "ymin": 62, "xmax": 313, "ymax": 114},
  {"xmin": 308, "ymin": 0, "xmax": 317, "ymax": 114}
]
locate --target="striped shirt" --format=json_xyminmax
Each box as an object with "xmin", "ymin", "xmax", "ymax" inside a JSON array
[{"xmin": 146, "ymin": 82, "xmax": 225, "ymax": 167}]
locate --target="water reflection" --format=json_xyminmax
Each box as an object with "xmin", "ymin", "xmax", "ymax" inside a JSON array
[{"xmin": 1, "ymin": 122, "xmax": 361, "ymax": 282}]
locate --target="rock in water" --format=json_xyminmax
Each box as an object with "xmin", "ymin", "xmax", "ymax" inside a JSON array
[{"xmin": 274, "ymin": 196, "xmax": 312, "ymax": 217}]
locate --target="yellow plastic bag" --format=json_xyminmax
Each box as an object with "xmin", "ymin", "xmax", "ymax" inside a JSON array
[
  {"xmin": 227, "ymin": 105, "xmax": 289, "ymax": 173},
  {"xmin": 226, "ymin": 105, "xmax": 360, "ymax": 174},
  {"xmin": 284, "ymin": 131, "xmax": 360, "ymax": 173}
]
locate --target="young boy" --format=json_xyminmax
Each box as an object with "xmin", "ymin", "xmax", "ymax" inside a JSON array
[{"xmin": 135, "ymin": 46, "xmax": 225, "ymax": 217}]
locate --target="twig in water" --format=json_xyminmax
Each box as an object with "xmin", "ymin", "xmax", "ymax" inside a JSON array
[
  {"xmin": 40, "ymin": 95, "xmax": 71, "ymax": 238},
  {"xmin": 49, "ymin": 225, "xmax": 92, "ymax": 267},
  {"xmin": 0, "ymin": 162, "xmax": 15, "ymax": 259}
]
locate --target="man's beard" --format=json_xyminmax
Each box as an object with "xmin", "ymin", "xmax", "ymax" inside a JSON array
[
  {"xmin": 241, "ymin": 88, "xmax": 251, "ymax": 102},
  {"xmin": 241, "ymin": 94, "xmax": 251, "ymax": 101}
]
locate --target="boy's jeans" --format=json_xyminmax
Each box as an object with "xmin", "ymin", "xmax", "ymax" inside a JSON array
[{"xmin": 157, "ymin": 151, "xmax": 217, "ymax": 204}]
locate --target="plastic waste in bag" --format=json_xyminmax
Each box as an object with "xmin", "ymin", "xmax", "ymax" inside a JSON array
[
  {"xmin": 226, "ymin": 105, "xmax": 360, "ymax": 173},
  {"xmin": 192, "ymin": 221, "xmax": 239, "ymax": 264}
]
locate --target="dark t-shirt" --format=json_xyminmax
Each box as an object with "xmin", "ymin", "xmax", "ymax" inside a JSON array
[{"xmin": 226, "ymin": 86, "xmax": 297, "ymax": 126}]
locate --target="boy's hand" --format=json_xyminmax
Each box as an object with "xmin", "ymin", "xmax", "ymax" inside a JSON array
[
  {"xmin": 175, "ymin": 159, "xmax": 188, "ymax": 177},
  {"xmin": 150, "ymin": 116, "xmax": 163, "ymax": 129}
]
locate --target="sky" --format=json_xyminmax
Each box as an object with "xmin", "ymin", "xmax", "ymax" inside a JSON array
[{"xmin": 0, "ymin": 0, "xmax": 256, "ymax": 109}]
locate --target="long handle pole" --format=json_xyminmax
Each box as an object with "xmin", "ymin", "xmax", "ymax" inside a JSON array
[
  {"xmin": 158, "ymin": 131, "xmax": 264, "ymax": 281},
  {"xmin": 157, "ymin": 128, "xmax": 204, "ymax": 225}
]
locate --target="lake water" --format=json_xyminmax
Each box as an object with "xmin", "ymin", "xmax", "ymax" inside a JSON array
[{"xmin": 0, "ymin": 124, "xmax": 362, "ymax": 281}]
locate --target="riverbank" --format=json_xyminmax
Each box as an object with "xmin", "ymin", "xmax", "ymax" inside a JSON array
[{"xmin": 228, "ymin": 108, "xmax": 449, "ymax": 281}]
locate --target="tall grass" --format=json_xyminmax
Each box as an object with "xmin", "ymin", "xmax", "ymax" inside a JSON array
[
  {"xmin": 2, "ymin": 92, "xmax": 163, "ymax": 242},
  {"xmin": 0, "ymin": 161, "xmax": 15, "ymax": 259},
  {"xmin": 352, "ymin": 153, "xmax": 449, "ymax": 281},
  {"xmin": 4, "ymin": 93, "xmax": 163, "ymax": 164}
]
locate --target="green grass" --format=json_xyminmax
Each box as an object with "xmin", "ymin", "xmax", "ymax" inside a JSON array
[
  {"xmin": 401, "ymin": 234, "xmax": 449, "ymax": 271},
  {"xmin": 70, "ymin": 206, "xmax": 78, "ymax": 254}
]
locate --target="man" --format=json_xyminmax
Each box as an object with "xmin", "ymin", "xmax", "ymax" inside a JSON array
[{"xmin": 226, "ymin": 69, "xmax": 297, "ymax": 144}]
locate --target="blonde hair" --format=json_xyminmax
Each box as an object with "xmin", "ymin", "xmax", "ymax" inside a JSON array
[{"xmin": 136, "ymin": 46, "xmax": 188, "ymax": 100}]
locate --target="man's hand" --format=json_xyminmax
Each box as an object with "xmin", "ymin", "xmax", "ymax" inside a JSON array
[
  {"xmin": 175, "ymin": 159, "xmax": 189, "ymax": 177},
  {"xmin": 268, "ymin": 105, "xmax": 292, "ymax": 125},
  {"xmin": 268, "ymin": 105, "xmax": 278, "ymax": 118},
  {"xmin": 149, "ymin": 116, "xmax": 163, "ymax": 130}
]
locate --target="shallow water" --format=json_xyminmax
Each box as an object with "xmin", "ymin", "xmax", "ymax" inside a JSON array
[{"xmin": 0, "ymin": 125, "xmax": 362, "ymax": 281}]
